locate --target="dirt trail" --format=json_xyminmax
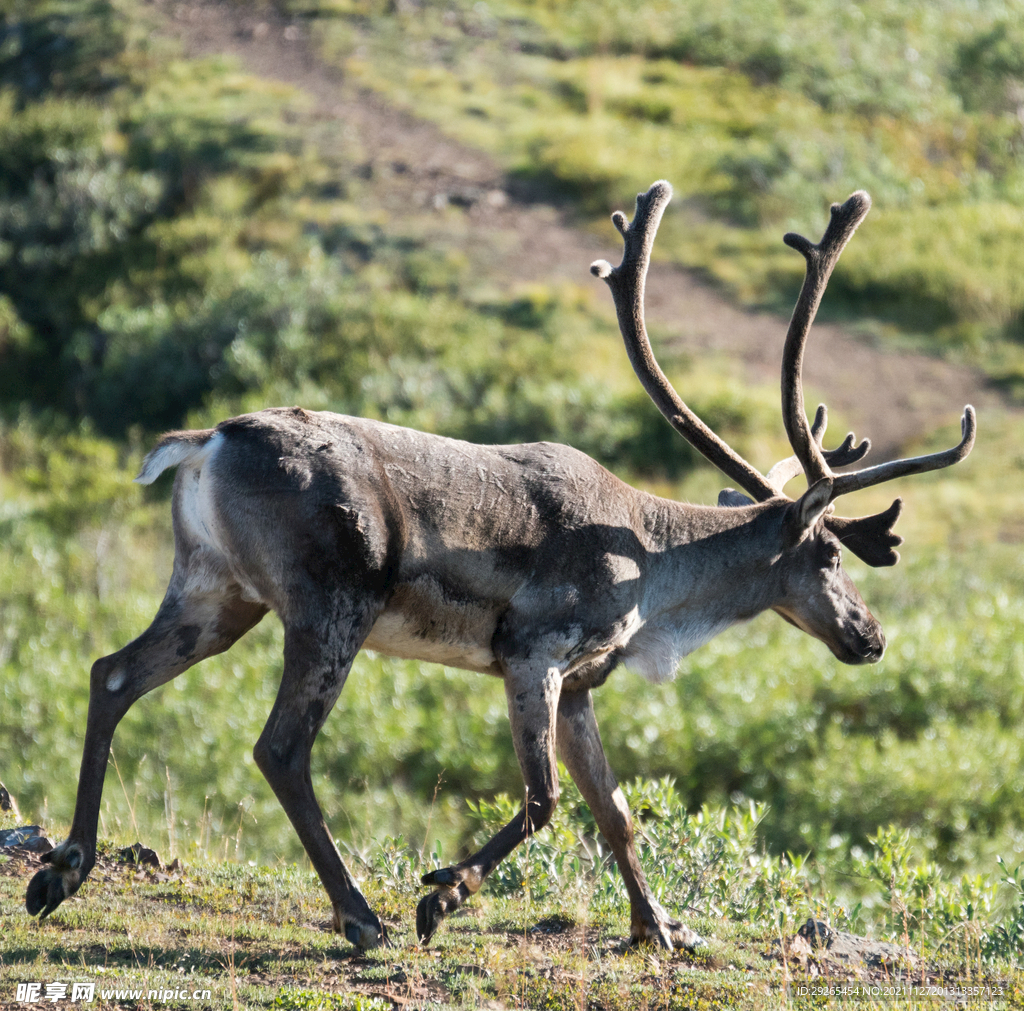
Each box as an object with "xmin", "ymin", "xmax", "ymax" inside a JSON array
[{"xmin": 152, "ymin": 0, "xmax": 1007, "ymax": 460}]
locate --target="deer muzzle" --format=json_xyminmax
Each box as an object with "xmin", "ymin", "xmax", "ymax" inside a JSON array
[{"xmin": 833, "ymin": 619, "xmax": 886, "ymax": 665}]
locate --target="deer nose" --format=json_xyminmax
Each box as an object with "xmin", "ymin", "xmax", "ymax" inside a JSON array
[
  {"xmin": 836, "ymin": 616, "xmax": 885, "ymax": 665},
  {"xmin": 857, "ymin": 624, "xmax": 886, "ymax": 662}
]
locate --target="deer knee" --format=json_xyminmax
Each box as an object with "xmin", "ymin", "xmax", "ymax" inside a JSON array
[
  {"xmin": 252, "ymin": 736, "xmax": 287, "ymax": 778},
  {"xmin": 253, "ymin": 724, "xmax": 309, "ymax": 780},
  {"xmin": 609, "ymin": 786, "xmax": 635, "ymax": 831},
  {"xmin": 584, "ymin": 785, "xmax": 635, "ymax": 849},
  {"xmin": 87, "ymin": 654, "xmax": 138, "ymax": 728},
  {"xmin": 252, "ymin": 738, "xmax": 295, "ymax": 789}
]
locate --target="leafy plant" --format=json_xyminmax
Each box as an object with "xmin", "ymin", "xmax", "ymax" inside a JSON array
[{"xmin": 272, "ymin": 991, "xmax": 391, "ymax": 1010}]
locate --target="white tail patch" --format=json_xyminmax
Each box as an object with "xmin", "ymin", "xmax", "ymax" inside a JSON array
[{"xmin": 135, "ymin": 432, "xmax": 222, "ymax": 485}]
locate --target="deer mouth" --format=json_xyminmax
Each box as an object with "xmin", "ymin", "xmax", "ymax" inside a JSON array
[{"xmin": 830, "ymin": 625, "xmax": 886, "ymax": 665}]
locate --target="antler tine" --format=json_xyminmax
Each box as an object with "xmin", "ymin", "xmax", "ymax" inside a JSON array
[
  {"xmin": 781, "ymin": 192, "xmax": 872, "ymax": 488},
  {"xmin": 765, "ymin": 404, "xmax": 871, "ymax": 492},
  {"xmin": 592, "ymin": 182, "xmax": 778, "ymax": 502},
  {"xmin": 828, "ymin": 405, "xmax": 976, "ymax": 498},
  {"xmin": 827, "ymin": 432, "xmax": 871, "ymax": 466}
]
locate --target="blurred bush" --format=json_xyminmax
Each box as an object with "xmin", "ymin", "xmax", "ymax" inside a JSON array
[{"xmin": 0, "ymin": 0, "xmax": 770, "ymax": 480}]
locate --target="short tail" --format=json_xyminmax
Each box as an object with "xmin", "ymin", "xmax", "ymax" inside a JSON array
[{"xmin": 135, "ymin": 429, "xmax": 219, "ymax": 485}]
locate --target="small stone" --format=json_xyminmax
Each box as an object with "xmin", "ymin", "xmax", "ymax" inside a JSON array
[
  {"xmin": 798, "ymin": 918, "xmax": 834, "ymax": 948},
  {"xmin": 118, "ymin": 843, "xmax": 161, "ymax": 868}
]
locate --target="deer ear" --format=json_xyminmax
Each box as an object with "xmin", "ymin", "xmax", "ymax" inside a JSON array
[
  {"xmin": 784, "ymin": 477, "xmax": 834, "ymax": 548},
  {"xmin": 718, "ymin": 488, "xmax": 754, "ymax": 508}
]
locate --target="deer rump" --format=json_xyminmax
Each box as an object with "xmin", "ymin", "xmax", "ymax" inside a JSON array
[{"xmin": 26, "ymin": 182, "xmax": 973, "ymax": 954}]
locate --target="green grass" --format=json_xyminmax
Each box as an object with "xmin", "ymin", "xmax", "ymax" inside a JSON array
[
  {"xmin": 2, "ymin": 1, "xmax": 1024, "ymax": 1001},
  {"xmin": 2, "ymin": 785, "xmax": 1023, "ymax": 1009},
  {"xmin": 281, "ymin": 0, "xmax": 1024, "ymax": 384}
]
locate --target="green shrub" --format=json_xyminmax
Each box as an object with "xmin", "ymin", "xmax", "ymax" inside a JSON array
[{"xmin": 0, "ymin": 0, "xmax": 130, "ymax": 104}]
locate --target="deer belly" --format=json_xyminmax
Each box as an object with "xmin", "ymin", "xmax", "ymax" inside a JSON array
[{"xmin": 363, "ymin": 577, "xmax": 503, "ymax": 675}]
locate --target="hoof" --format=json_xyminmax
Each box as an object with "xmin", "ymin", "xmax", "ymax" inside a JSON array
[
  {"xmin": 667, "ymin": 923, "xmax": 706, "ymax": 952},
  {"xmin": 631, "ymin": 918, "xmax": 705, "ymax": 952},
  {"xmin": 416, "ymin": 885, "xmax": 462, "ymax": 945},
  {"xmin": 420, "ymin": 867, "xmax": 458, "ymax": 886},
  {"xmin": 25, "ymin": 843, "xmax": 84, "ymax": 918},
  {"xmin": 631, "ymin": 898, "xmax": 706, "ymax": 953},
  {"xmin": 342, "ymin": 917, "xmax": 389, "ymax": 950}
]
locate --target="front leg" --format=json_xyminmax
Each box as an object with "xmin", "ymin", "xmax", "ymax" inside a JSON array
[
  {"xmin": 556, "ymin": 688, "xmax": 704, "ymax": 952},
  {"xmin": 417, "ymin": 663, "xmax": 561, "ymax": 943}
]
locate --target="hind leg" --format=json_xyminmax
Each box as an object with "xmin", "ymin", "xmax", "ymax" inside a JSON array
[
  {"xmin": 252, "ymin": 593, "xmax": 388, "ymax": 949},
  {"xmin": 26, "ymin": 555, "xmax": 266, "ymax": 918},
  {"xmin": 251, "ymin": 594, "xmax": 387, "ymax": 950}
]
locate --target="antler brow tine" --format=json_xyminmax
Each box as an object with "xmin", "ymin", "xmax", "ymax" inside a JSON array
[{"xmin": 826, "ymin": 498, "xmax": 905, "ymax": 567}]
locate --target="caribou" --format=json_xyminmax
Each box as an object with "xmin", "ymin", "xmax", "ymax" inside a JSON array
[{"xmin": 27, "ymin": 182, "xmax": 974, "ymax": 951}]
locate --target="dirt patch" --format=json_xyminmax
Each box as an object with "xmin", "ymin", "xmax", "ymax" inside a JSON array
[{"xmin": 148, "ymin": 0, "xmax": 1009, "ymax": 461}]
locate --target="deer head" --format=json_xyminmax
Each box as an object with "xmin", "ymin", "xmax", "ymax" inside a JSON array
[{"xmin": 592, "ymin": 182, "xmax": 975, "ymax": 662}]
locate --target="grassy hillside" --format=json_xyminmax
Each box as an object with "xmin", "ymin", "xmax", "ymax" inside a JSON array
[
  {"xmin": 3, "ymin": 786, "xmax": 1024, "ymax": 1009},
  {"xmin": 282, "ymin": 0, "xmax": 1024, "ymax": 390}
]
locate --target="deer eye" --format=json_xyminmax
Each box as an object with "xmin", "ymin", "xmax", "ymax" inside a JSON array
[{"xmin": 827, "ymin": 545, "xmax": 842, "ymax": 568}]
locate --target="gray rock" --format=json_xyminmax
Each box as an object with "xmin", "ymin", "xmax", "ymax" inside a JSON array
[
  {"xmin": 798, "ymin": 918, "xmax": 918, "ymax": 968},
  {"xmin": 0, "ymin": 825, "xmax": 53, "ymax": 854},
  {"xmin": 118, "ymin": 843, "xmax": 161, "ymax": 868}
]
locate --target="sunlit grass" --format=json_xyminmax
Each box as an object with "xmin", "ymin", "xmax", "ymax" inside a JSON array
[
  {"xmin": 2, "ymin": 783, "xmax": 1022, "ymax": 1008},
  {"xmin": 295, "ymin": 0, "xmax": 1024, "ymax": 382}
]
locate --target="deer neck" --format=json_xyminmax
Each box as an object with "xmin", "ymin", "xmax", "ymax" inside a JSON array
[
  {"xmin": 654, "ymin": 496, "xmax": 787, "ymax": 610},
  {"xmin": 621, "ymin": 497, "xmax": 786, "ymax": 683}
]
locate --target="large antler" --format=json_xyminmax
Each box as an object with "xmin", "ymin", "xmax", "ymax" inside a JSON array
[
  {"xmin": 780, "ymin": 193, "xmax": 872, "ymax": 485},
  {"xmin": 781, "ymin": 194, "xmax": 976, "ymax": 500},
  {"xmin": 590, "ymin": 182, "xmax": 778, "ymax": 503},
  {"xmin": 593, "ymin": 181, "xmax": 976, "ymax": 569},
  {"xmin": 589, "ymin": 182, "xmax": 880, "ymax": 507}
]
